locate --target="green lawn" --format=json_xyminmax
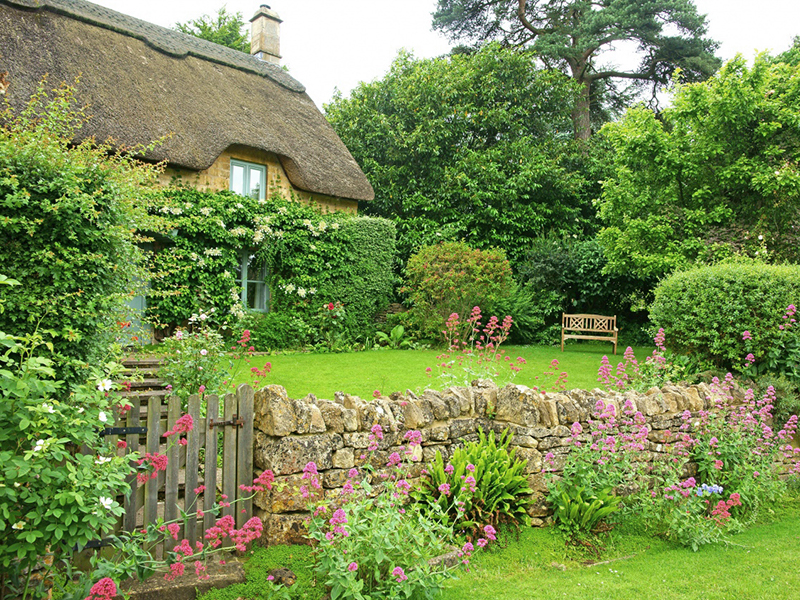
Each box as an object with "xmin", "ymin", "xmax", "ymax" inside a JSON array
[
  {"xmin": 441, "ymin": 504, "xmax": 800, "ymax": 600},
  {"xmin": 229, "ymin": 343, "xmax": 654, "ymax": 400}
]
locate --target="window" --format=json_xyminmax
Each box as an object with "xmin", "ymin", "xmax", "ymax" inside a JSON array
[
  {"xmin": 236, "ymin": 251, "xmax": 270, "ymax": 311},
  {"xmin": 230, "ymin": 159, "xmax": 266, "ymax": 200}
]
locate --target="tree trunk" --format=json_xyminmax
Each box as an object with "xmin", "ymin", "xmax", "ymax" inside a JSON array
[{"xmin": 572, "ymin": 79, "xmax": 592, "ymax": 141}]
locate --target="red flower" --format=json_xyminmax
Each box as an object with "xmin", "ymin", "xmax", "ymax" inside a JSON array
[{"xmin": 327, "ymin": 302, "xmax": 335, "ymax": 310}]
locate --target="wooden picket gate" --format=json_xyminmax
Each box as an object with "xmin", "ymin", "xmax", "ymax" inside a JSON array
[{"xmin": 103, "ymin": 385, "xmax": 254, "ymax": 556}]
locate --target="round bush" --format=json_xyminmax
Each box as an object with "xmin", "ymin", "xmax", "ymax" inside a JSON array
[
  {"xmin": 402, "ymin": 241, "xmax": 512, "ymax": 341},
  {"xmin": 649, "ymin": 261, "xmax": 800, "ymax": 368}
]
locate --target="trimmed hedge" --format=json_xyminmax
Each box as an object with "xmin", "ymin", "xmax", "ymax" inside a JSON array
[{"xmin": 649, "ymin": 261, "xmax": 800, "ymax": 368}]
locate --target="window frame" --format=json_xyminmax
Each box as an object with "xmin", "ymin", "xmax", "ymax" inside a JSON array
[
  {"xmin": 237, "ymin": 250, "xmax": 270, "ymax": 313},
  {"xmin": 229, "ymin": 159, "xmax": 267, "ymax": 200}
]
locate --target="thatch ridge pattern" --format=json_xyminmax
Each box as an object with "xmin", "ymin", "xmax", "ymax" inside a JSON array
[{"xmin": 2, "ymin": 0, "xmax": 305, "ymax": 93}]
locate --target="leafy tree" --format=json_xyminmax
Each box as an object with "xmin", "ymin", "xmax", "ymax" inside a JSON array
[
  {"xmin": 596, "ymin": 55, "xmax": 800, "ymax": 279},
  {"xmin": 175, "ymin": 6, "xmax": 250, "ymax": 53},
  {"xmin": 326, "ymin": 45, "xmax": 594, "ymax": 266},
  {"xmin": 0, "ymin": 81, "xmax": 158, "ymax": 382},
  {"xmin": 775, "ymin": 36, "xmax": 800, "ymax": 66},
  {"xmin": 432, "ymin": 0, "xmax": 721, "ymax": 140}
]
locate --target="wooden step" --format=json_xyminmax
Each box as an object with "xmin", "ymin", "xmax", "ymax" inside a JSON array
[
  {"xmin": 119, "ymin": 388, "xmax": 169, "ymax": 400},
  {"xmin": 121, "ymin": 378, "xmax": 166, "ymax": 390}
]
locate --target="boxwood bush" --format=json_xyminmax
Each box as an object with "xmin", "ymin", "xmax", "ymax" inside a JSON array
[{"xmin": 649, "ymin": 260, "xmax": 800, "ymax": 369}]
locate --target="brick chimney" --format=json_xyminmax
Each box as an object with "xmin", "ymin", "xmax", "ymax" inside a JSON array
[{"xmin": 250, "ymin": 4, "xmax": 282, "ymax": 64}]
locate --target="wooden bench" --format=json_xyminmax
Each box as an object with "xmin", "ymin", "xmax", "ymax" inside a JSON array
[{"xmin": 561, "ymin": 313, "xmax": 618, "ymax": 355}]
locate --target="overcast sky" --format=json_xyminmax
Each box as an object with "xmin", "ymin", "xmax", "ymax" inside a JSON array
[{"xmin": 91, "ymin": 0, "xmax": 800, "ymax": 109}]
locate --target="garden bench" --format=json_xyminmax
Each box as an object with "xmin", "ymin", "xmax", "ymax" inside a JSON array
[{"xmin": 561, "ymin": 313, "xmax": 618, "ymax": 355}]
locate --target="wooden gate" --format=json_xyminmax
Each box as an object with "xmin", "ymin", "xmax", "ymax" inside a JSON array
[{"xmin": 105, "ymin": 385, "xmax": 254, "ymax": 555}]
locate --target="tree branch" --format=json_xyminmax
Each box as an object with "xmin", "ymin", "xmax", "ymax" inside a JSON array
[
  {"xmin": 517, "ymin": 0, "xmax": 546, "ymax": 36},
  {"xmin": 584, "ymin": 68, "xmax": 657, "ymax": 82}
]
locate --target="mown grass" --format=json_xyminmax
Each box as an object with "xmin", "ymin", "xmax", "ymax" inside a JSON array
[
  {"xmin": 228, "ymin": 342, "xmax": 654, "ymax": 400},
  {"xmin": 441, "ymin": 499, "xmax": 800, "ymax": 600},
  {"xmin": 197, "ymin": 497, "xmax": 800, "ymax": 600}
]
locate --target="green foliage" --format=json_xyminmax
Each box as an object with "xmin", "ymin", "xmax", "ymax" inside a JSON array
[
  {"xmin": 146, "ymin": 188, "xmax": 395, "ymax": 348},
  {"xmin": 0, "ymin": 330, "xmax": 130, "ymax": 598},
  {"xmin": 0, "ymin": 80, "xmax": 158, "ymax": 382},
  {"xmin": 514, "ymin": 236, "xmax": 654, "ymax": 342},
  {"xmin": 550, "ymin": 485, "xmax": 621, "ymax": 536},
  {"xmin": 239, "ymin": 311, "xmax": 302, "ymax": 351},
  {"xmin": 308, "ymin": 467, "xmax": 455, "ymax": 600},
  {"xmin": 174, "ymin": 6, "xmax": 250, "ymax": 53},
  {"xmin": 414, "ymin": 429, "xmax": 533, "ymax": 533},
  {"xmin": 158, "ymin": 316, "xmax": 228, "ymax": 404},
  {"xmin": 649, "ymin": 261, "xmax": 800, "ymax": 369},
  {"xmin": 198, "ymin": 544, "xmax": 322, "ymax": 600},
  {"xmin": 492, "ymin": 282, "xmax": 559, "ymax": 345},
  {"xmin": 326, "ymin": 45, "xmax": 593, "ymax": 265},
  {"xmin": 598, "ymin": 55, "xmax": 800, "ymax": 278},
  {"xmin": 374, "ymin": 325, "xmax": 413, "ymax": 350},
  {"xmin": 432, "ymin": 0, "xmax": 720, "ymax": 140},
  {"xmin": 403, "ymin": 241, "xmax": 513, "ymax": 341}
]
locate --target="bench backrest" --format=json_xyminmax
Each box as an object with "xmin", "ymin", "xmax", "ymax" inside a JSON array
[{"xmin": 562, "ymin": 313, "xmax": 616, "ymax": 333}]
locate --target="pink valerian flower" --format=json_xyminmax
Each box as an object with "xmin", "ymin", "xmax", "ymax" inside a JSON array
[
  {"xmin": 330, "ymin": 508, "xmax": 348, "ymax": 526},
  {"xmin": 194, "ymin": 485, "xmax": 206, "ymax": 494},
  {"xmin": 167, "ymin": 522, "xmax": 180, "ymax": 540},
  {"xmin": 483, "ymin": 525, "xmax": 497, "ymax": 541},
  {"xmin": 392, "ymin": 566, "xmax": 407, "ymax": 582},
  {"xmin": 444, "ymin": 463, "xmax": 455, "ymax": 475},
  {"xmin": 438, "ymin": 483, "xmax": 451, "ymax": 496},
  {"xmin": 240, "ymin": 469, "xmax": 275, "ymax": 493},
  {"xmin": 477, "ymin": 538, "xmax": 488, "ymax": 548},
  {"xmin": 466, "ymin": 463, "xmax": 476, "ymax": 473},
  {"xmin": 347, "ymin": 562, "xmax": 358, "ymax": 572},
  {"xmin": 463, "ymin": 475, "xmax": 477, "ymax": 493},
  {"xmin": 347, "ymin": 468, "xmax": 359, "ymax": 479},
  {"xmin": 314, "ymin": 505, "xmax": 328, "ymax": 517},
  {"xmin": 387, "ymin": 452, "xmax": 402, "ymax": 468},
  {"xmin": 571, "ymin": 422, "xmax": 583, "ymax": 437},
  {"xmin": 174, "ymin": 538, "xmax": 194, "ymax": 559},
  {"xmin": 373, "ymin": 390, "xmax": 381, "ymax": 398},
  {"xmin": 404, "ymin": 430, "xmax": 422, "ymax": 446},
  {"xmin": 84, "ymin": 577, "xmax": 117, "ymax": 600},
  {"xmin": 368, "ymin": 423, "xmax": 384, "ymax": 451},
  {"xmin": 302, "ymin": 462, "xmax": 322, "ymax": 493},
  {"xmin": 195, "ymin": 561, "xmax": 210, "ymax": 580},
  {"xmin": 198, "ymin": 385, "xmax": 206, "ymax": 394},
  {"xmin": 742, "ymin": 330, "xmax": 752, "ymax": 341},
  {"xmin": 164, "ymin": 562, "xmax": 185, "ymax": 581}
]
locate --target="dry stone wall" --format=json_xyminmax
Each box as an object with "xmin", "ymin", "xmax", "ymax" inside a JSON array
[{"xmin": 252, "ymin": 380, "xmax": 741, "ymax": 545}]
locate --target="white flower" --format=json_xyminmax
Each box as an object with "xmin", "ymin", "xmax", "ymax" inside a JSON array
[
  {"xmin": 98, "ymin": 411, "xmax": 108, "ymax": 424},
  {"xmin": 236, "ymin": 202, "xmax": 244, "ymax": 209},
  {"xmin": 758, "ymin": 235, "xmax": 763, "ymax": 240},
  {"xmin": 297, "ymin": 288, "xmax": 307, "ymax": 298},
  {"xmin": 14, "ymin": 481, "xmax": 21, "ymax": 487},
  {"xmin": 42, "ymin": 403, "xmax": 55, "ymax": 414},
  {"xmin": 331, "ymin": 222, "xmax": 340, "ymax": 230},
  {"xmin": 175, "ymin": 330, "xmax": 184, "ymax": 340},
  {"xmin": 278, "ymin": 206, "xmax": 288, "ymax": 214},
  {"xmin": 204, "ymin": 248, "xmax": 223, "ymax": 256},
  {"xmin": 199, "ymin": 313, "xmax": 208, "ymax": 321},
  {"xmin": 33, "ymin": 439, "xmax": 45, "ymax": 452},
  {"xmin": 95, "ymin": 456, "xmax": 112, "ymax": 465},
  {"xmin": 200, "ymin": 349, "xmax": 208, "ymax": 356},
  {"xmin": 309, "ymin": 288, "xmax": 317, "ymax": 295},
  {"xmin": 200, "ymin": 207, "xmax": 213, "ymax": 216},
  {"xmin": 98, "ymin": 497, "xmax": 114, "ymax": 510},
  {"xmin": 12, "ymin": 521, "xmax": 24, "ymax": 530},
  {"xmin": 284, "ymin": 283, "xmax": 296, "ymax": 294},
  {"xmin": 78, "ymin": 407, "xmax": 85, "ymax": 414},
  {"xmin": 97, "ymin": 379, "xmax": 114, "ymax": 392}
]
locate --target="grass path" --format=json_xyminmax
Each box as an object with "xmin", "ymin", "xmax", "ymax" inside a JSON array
[{"xmin": 229, "ymin": 343, "xmax": 654, "ymax": 400}]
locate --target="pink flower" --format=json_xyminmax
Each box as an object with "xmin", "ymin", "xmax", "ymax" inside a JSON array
[
  {"xmin": 198, "ymin": 385, "xmax": 206, "ymax": 394},
  {"xmin": 477, "ymin": 538, "xmax": 488, "ymax": 548},
  {"xmin": 347, "ymin": 562, "xmax": 358, "ymax": 572},
  {"xmin": 483, "ymin": 525, "xmax": 497, "ymax": 541},
  {"xmin": 742, "ymin": 330, "xmax": 752, "ymax": 341},
  {"xmin": 167, "ymin": 522, "xmax": 180, "ymax": 540},
  {"xmin": 373, "ymin": 390, "xmax": 381, "ymax": 398},
  {"xmin": 438, "ymin": 483, "xmax": 451, "ymax": 496},
  {"xmin": 392, "ymin": 566, "xmax": 407, "ymax": 582},
  {"xmin": 117, "ymin": 440, "xmax": 127, "ymax": 449},
  {"xmin": 84, "ymin": 578, "xmax": 117, "ymax": 600}
]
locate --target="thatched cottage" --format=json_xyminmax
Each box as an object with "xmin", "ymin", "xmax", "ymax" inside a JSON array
[{"xmin": 0, "ymin": 0, "xmax": 374, "ymax": 213}]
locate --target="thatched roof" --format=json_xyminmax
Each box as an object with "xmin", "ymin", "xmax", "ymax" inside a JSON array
[{"xmin": 0, "ymin": 0, "xmax": 374, "ymax": 201}]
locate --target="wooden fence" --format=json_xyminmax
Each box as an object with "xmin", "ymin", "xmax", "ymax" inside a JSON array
[{"xmin": 103, "ymin": 385, "xmax": 254, "ymax": 556}]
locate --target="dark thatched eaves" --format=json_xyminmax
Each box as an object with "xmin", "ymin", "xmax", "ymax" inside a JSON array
[{"xmin": 0, "ymin": 0, "xmax": 374, "ymax": 201}]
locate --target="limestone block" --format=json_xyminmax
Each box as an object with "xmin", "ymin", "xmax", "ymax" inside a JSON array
[
  {"xmin": 514, "ymin": 447, "xmax": 542, "ymax": 473},
  {"xmin": 332, "ymin": 447, "xmax": 355, "ymax": 469},
  {"xmin": 495, "ymin": 385, "xmax": 540, "ymax": 428},
  {"xmin": 263, "ymin": 513, "xmax": 312, "ymax": 546},
  {"xmin": 342, "ymin": 408, "xmax": 359, "ymax": 432},
  {"xmin": 268, "ymin": 474, "xmax": 322, "ymax": 513},
  {"xmin": 254, "ymin": 433, "xmax": 342, "ymax": 475},
  {"xmin": 428, "ymin": 425, "xmax": 450, "ymax": 441},
  {"xmin": 444, "ymin": 387, "xmax": 473, "ymax": 415},
  {"xmin": 403, "ymin": 399, "xmax": 433, "ymax": 429},
  {"xmin": 254, "ymin": 385, "xmax": 296, "ymax": 436},
  {"xmin": 317, "ymin": 400, "xmax": 344, "ymax": 434}
]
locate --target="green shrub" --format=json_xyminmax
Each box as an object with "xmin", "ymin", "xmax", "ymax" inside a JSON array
[
  {"xmin": 0, "ymin": 81, "xmax": 157, "ymax": 382},
  {"xmin": 403, "ymin": 241, "xmax": 513, "ymax": 341},
  {"xmin": 240, "ymin": 311, "xmax": 303, "ymax": 351},
  {"xmin": 413, "ymin": 429, "xmax": 533, "ymax": 534},
  {"xmin": 550, "ymin": 485, "xmax": 622, "ymax": 536},
  {"xmin": 493, "ymin": 282, "xmax": 563, "ymax": 345},
  {"xmin": 515, "ymin": 236, "xmax": 654, "ymax": 343},
  {"xmin": 649, "ymin": 260, "xmax": 800, "ymax": 369}
]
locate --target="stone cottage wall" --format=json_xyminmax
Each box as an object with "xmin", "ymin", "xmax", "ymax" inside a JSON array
[{"xmin": 251, "ymin": 380, "xmax": 743, "ymax": 545}]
